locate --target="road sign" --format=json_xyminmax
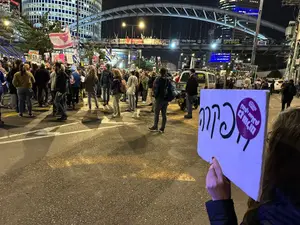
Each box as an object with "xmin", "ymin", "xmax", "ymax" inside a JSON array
[{"xmin": 197, "ymin": 90, "xmax": 269, "ymax": 201}]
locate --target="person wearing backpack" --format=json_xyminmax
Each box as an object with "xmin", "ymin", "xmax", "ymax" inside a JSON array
[
  {"xmin": 282, "ymin": 79, "xmax": 297, "ymax": 111},
  {"xmin": 100, "ymin": 64, "xmax": 113, "ymax": 106},
  {"xmin": 149, "ymin": 68, "xmax": 175, "ymax": 133}
]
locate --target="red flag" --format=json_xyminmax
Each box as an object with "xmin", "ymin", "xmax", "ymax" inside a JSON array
[{"xmin": 49, "ymin": 27, "xmax": 73, "ymax": 50}]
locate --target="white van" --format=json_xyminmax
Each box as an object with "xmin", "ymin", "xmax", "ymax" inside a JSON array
[{"xmin": 176, "ymin": 70, "xmax": 216, "ymax": 91}]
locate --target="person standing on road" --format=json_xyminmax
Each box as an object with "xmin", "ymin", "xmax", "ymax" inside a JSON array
[
  {"xmin": 149, "ymin": 68, "xmax": 175, "ymax": 133},
  {"xmin": 205, "ymin": 108, "xmax": 300, "ymax": 224},
  {"xmin": 100, "ymin": 64, "xmax": 113, "ymax": 106},
  {"xmin": 184, "ymin": 68, "xmax": 198, "ymax": 119},
  {"xmin": 54, "ymin": 63, "xmax": 68, "ymax": 121},
  {"xmin": 6, "ymin": 60, "xmax": 21, "ymax": 112},
  {"xmin": 111, "ymin": 69, "xmax": 123, "ymax": 118},
  {"xmin": 85, "ymin": 65, "xmax": 99, "ymax": 110},
  {"xmin": 126, "ymin": 71, "xmax": 139, "ymax": 117},
  {"xmin": 35, "ymin": 64, "xmax": 50, "ymax": 107},
  {"xmin": 13, "ymin": 63, "xmax": 35, "ymax": 117},
  {"xmin": 70, "ymin": 67, "xmax": 81, "ymax": 109},
  {"xmin": 282, "ymin": 79, "xmax": 297, "ymax": 111},
  {"xmin": 270, "ymin": 79, "xmax": 275, "ymax": 95},
  {"xmin": 141, "ymin": 72, "xmax": 149, "ymax": 104}
]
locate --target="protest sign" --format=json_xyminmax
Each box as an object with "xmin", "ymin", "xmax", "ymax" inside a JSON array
[{"xmin": 197, "ymin": 90, "xmax": 269, "ymax": 201}]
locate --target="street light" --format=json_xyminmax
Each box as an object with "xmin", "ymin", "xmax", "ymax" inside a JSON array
[
  {"xmin": 138, "ymin": 21, "xmax": 145, "ymax": 29},
  {"xmin": 211, "ymin": 43, "xmax": 218, "ymax": 50},
  {"xmin": 3, "ymin": 20, "xmax": 10, "ymax": 27},
  {"xmin": 121, "ymin": 21, "xmax": 146, "ymax": 39},
  {"xmin": 181, "ymin": 53, "xmax": 184, "ymax": 56}
]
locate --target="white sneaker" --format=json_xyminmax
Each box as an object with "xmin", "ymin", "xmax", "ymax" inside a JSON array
[{"xmin": 142, "ymin": 101, "xmax": 146, "ymax": 104}]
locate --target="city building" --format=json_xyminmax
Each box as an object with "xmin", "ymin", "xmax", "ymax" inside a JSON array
[
  {"xmin": 219, "ymin": 0, "xmax": 260, "ymax": 39},
  {"xmin": 22, "ymin": 0, "xmax": 102, "ymax": 40}
]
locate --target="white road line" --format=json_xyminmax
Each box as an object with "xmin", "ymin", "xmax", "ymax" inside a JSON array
[
  {"xmin": 0, "ymin": 122, "xmax": 79, "ymax": 140},
  {"xmin": 0, "ymin": 124, "xmax": 126, "ymax": 145}
]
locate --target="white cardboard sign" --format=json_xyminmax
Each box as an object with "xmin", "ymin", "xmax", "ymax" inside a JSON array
[{"xmin": 197, "ymin": 90, "xmax": 269, "ymax": 201}]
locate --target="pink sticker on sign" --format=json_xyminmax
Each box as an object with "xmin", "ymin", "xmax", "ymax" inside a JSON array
[{"xmin": 236, "ymin": 98, "xmax": 261, "ymax": 140}]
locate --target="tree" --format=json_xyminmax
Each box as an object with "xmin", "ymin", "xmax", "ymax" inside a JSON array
[
  {"xmin": 133, "ymin": 58, "xmax": 155, "ymax": 71},
  {"xmin": 83, "ymin": 43, "xmax": 106, "ymax": 64},
  {"xmin": 13, "ymin": 13, "xmax": 62, "ymax": 55}
]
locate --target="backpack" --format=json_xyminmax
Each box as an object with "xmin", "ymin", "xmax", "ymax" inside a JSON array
[
  {"xmin": 164, "ymin": 78, "xmax": 176, "ymax": 102},
  {"xmin": 120, "ymin": 79, "xmax": 127, "ymax": 93}
]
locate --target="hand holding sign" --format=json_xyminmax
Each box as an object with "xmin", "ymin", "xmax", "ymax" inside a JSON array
[
  {"xmin": 198, "ymin": 90, "xmax": 269, "ymax": 201},
  {"xmin": 206, "ymin": 158, "xmax": 231, "ymax": 201}
]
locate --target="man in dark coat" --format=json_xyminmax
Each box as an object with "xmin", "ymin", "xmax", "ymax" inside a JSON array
[
  {"xmin": 282, "ymin": 79, "xmax": 296, "ymax": 111},
  {"xmin": 184, "ymin": 68, "xmax": 198, "ymax": 119},
  {"xmin": 35, "ymin": 64, "xmax": 50, "ymax": 107}
]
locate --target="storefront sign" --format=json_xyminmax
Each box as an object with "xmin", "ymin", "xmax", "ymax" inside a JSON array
[{"xmin": 197, "ymin": 90, "xmax": 269, "ymax": 201}]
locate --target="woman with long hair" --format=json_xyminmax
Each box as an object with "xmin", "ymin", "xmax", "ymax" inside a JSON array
[
  {"xmin": 6, "ymin": 60, "xmax": 21, "ymax": 112},
  {"xmin": 111, "ymin": 69, "xmax": 122, "ymax": 118},
  {"xmin": 205, "ymin": 107, "xmax": 300, "ymax": 224},
  {"xmin": 85, "ymin": 65, "xmax": 99, "ymax": 110},
  {"xmin": 126, "ymin": 71, "xmax": 138, "ymax": 117},
  {"xmin": 12, "ymin": 63, "xmax": 35, "ymax": 117}
]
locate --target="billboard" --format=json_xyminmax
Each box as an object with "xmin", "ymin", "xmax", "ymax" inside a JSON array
[{"xmin": 209, "ymin": 53, "xmax": 231, "ymax": 63}]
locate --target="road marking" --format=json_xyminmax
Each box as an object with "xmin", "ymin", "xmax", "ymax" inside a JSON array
[
  {"xmin": 2, "ymin": 112, "xmax": 18, "ymax": 118},
  {"xmin": 0, "ymin": 122, "xmax": 79, "ymax": 140},
  {"xmin": 0, "ymin": 124, "xmax": 127, "ymax": 145},
  {"xmin": 48, "ymin": 155, "xmax": 196, "ymax": 182}
]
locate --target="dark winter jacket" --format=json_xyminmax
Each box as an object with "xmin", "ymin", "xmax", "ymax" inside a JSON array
[
  {"xmin": 186, "ymin": 74, "xmax": 199, "ymax": 96},
  {"xmin": 148, "ymin": 76, "xmax": 156, "ymax": 89},
  {"xmin": 111, "ymin": 79, "xmax": 121, "ymax": 95},
  {"xmin": 206, "ymin": 190, "xmax": 300, "ymax": 225},
  {"xmin": 85, "ymin": 75, "xmax": 98, "ymax": 93},
  {"xmin": 153, "ymin": 76, "xmax": 173, "ymax": 101},
  {"xmin": 282, "ymin": 83, "xmax": 297, "ymax": 102},
  {"xmin": 6, "ymin": 68, "xmax": 18, "ymax": 94},
  {"xmin": 0, "ymin": 71, "xmax": 5, "ymax": 95},
  {"xmin": 35, "ymin": 68, "xmax": 50, "ymax": 87},
  {"xmin": 55, "ymin": 70, "xmax": 68, "ymax": 93},
  {"xmin": 100, "ymin": 70, "xmax": 113, "ymax": 88}
]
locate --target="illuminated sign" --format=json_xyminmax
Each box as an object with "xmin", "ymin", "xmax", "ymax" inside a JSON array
[
  {"xmin": 209, "ymin": 53, "xmax": 231, "ymax": 63},
  {"xmin": 233, "ymin": 7, "xmax": 259, "ymax": 16}
]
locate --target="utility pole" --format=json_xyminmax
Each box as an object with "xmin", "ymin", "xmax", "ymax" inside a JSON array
[
  {"xmin": 77, "ymin": 0, "xmax": 80, "ymax": 60},
  {"xmin": 251, "ymin": 0, "xmax": 265, "ymax": 72}
]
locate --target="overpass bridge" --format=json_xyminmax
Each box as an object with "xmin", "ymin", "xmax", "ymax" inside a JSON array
[
  {"xmin": 88, "ymin": 40, "xmax": 290, "ymax": 55},
  {"xmin": 70, "ymin": 3, "xmax": 287, "ymax": 40}
]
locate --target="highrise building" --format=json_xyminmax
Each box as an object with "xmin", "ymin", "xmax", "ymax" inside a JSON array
[
  {"xmin": 219, "ymin": 0, "xmax": 260, "ymax": 40},
  {"xmin": 22, "ymin": 0, "xmax": 102, "ymax": 40}
]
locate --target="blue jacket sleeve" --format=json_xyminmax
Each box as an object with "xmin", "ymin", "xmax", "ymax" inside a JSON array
[{"xmin": 206, "ymin": 200, "xmax": 238, "ymax": 225}]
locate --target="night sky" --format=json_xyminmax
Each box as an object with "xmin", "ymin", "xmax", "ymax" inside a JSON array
[{"xmin": 102, "ymin": 0, "xmax": 296, "ymax": 40}]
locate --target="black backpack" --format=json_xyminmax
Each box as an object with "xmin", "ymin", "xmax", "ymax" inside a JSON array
[{"xmin": 164, "ymin": 78, "xmax": 176, "ymax": 102}]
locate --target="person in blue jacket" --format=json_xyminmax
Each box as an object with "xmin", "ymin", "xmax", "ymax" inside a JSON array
[{"xmin": 206, "ymin": 107, "xmax": 300, "ymax": 225}]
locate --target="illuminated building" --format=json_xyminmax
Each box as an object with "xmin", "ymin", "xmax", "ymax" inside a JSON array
[
  {"xmin": 219, "ymin": 0, "xmax": 260, "ymax": 39},
  {"xmin": 22, "ymin": 0, "xmax": 102, "ymax": 39}
]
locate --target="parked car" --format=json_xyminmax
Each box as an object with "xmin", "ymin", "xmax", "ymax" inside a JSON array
[
  {"xmin": 175, "ymin": 70, "xmax": 216, "ymax": 110},
  {"xmin": 267, "ymin": 78, "xmax": 284, "ymax": 92}
]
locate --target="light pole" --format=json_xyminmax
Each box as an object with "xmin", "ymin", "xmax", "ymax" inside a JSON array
[
  {"xmin": 178, "ymin": 53, "xmax": 183, "ymax": 70},
  {"xmin": 76, "ymin": 0, "xmax": 80, "ymax": 60},
  {"xmin": 251, "ymin": 0, "xmax": 265, "ymax": 78},
  {"xmin": 121, "ymin": 21, "xmax": 146, "ymax": 43}
]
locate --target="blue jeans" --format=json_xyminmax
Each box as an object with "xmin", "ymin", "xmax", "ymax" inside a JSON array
[
  {"xmin": 55, "ymin": 92, "xmax": 67, "ymax": 117},
  {"xmin": 186, "ymin": 94, "xmax": 196, "ymax": 116},
  {"xmin": 154, "ymin": 100, "xmax": 168, "ymax": 130},
  {"xmin": 102, "ymin": 86, "xmax": 110, "ymax": 104},
  {"xmin": 17, "ymin": 88, "xmax": 33, "ymax": 115}
]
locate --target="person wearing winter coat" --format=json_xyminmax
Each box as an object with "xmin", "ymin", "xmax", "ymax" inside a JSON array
[
  {"xmin": 111, "ymin": 69, "xmax": 123, "ymax": 118},
  {"xmin": 85, "ymin": 65, "xmax": 99, "ymax": 110},
  {"xmin": 205, "ymin": 108, "xmax": 300, "ymax": 225}
]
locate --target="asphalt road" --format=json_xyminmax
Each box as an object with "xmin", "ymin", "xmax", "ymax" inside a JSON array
[{"xmin": 0, "ymin": 94, "xmax": 298, "ymax": 225}]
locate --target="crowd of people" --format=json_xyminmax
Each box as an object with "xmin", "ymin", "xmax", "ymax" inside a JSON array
[{"xmin": 0, "ymin": 59, "xmax": 177, "ymax": 132}]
